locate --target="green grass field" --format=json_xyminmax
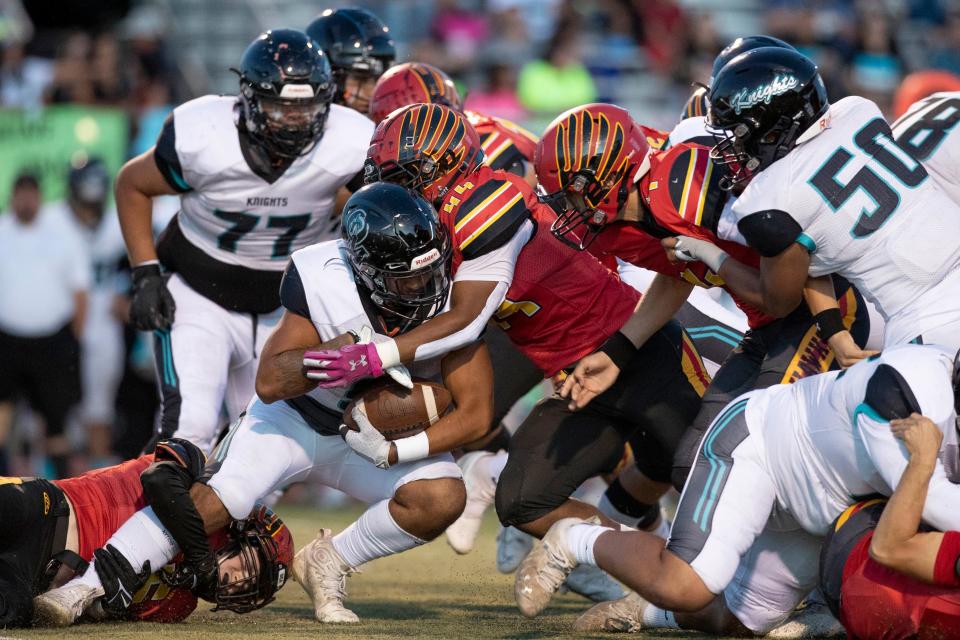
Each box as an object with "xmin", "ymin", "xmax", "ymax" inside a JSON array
[{"xmin": 8, "ymin": 504, "xmax": 706, "ymax": 640}]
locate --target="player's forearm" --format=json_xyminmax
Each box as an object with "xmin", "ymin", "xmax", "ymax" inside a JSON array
[
  {"xmin": 388, "ymin": 406, "xmax": 493, "ymax": 465},
  {"xmin": 871, "ymin": 455, "xmax": 937, "ymax": 571},
  {"xmin": 256, "ymin": 348, "xmax": 317, "ymax": 403},
  {"xmin": 715, "ymin": 258, "xmax": 765, "ymax": 310},
  {"xmin": 393, "ymin": 280, "xmax": 506, "ymax": 362},
  {"xmin": 802, "ymin": 274, "xmax": 838, "ymax": 314},
  {"xmin": 619, "ymin": 274, "xmax": 692, "ymax": 348}
]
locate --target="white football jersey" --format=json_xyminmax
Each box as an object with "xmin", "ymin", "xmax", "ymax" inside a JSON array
[
  {"xmin": 664, "ymin": 115, "xmax": 715, "ymax": 149},
  {"xmin": 722, "ymin": 96, "xmax": 960, "ymax": 346},
  {"xmin": 750, "ymin": 344, "xmax": 960, "ymax": 536},
  {"xmin": 892, "ymin": 91, "xmax": 960, "ymax": 203},
  {"xmin": 163, "ymin": 95, "xmax": 373, "ymax": 271},
  {"xmin": 280, "ymin": 240, "xmax": 447, "ymax": 432}
]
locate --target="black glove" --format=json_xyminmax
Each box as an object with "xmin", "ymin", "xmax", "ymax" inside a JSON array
[
  {"xmin": 94, "ymin": 544, "xmax": 151, "ymax": 617},
  {"xmin": 153, "ymin": 437, "xmax": 207, "ymax": 480},
  {"xmin": 129, "ymin": 263, "xmax": 176, "ymax": 331},
  {"xmin": 159, "ymin": 555, "xmax": 218, "ymax": 601}
]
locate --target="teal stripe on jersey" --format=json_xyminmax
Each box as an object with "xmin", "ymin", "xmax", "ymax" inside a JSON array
[{"xmin": 692, "ymin": 398, "xmax": 750, "ymax": 531}]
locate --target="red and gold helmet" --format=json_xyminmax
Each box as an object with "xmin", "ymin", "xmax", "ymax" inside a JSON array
[
  {"xmin": 365, "ymin": 103, "xmax": 484, "ymax": 203},
  {"xmin": 535, "ymin": 103, "xmax": 650, "ymax": 250},
  {"xmin": 369, "ymin": 62, "xmax": 463, "ymax": 123}
]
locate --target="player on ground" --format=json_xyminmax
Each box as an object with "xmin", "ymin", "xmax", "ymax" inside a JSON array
[
  {"xmin": 369, "ymin": 62, "xmax": 539, "ymax": 186},
  {"xmin": 114, "ymin": 29, "xmax": 373, "ymax": 453},
  {"xmin": 701, "ymin": 46, "xmax": 960, "ymax": 351},
  {"xmin": 516, "ymin": 343, "xmax": 960, "ymax": 635},
  {"xmin": 820, "ymin": 417, "xmax": 960, "ymax": 639},
  {"xmin": 891, "ymin": 71, "xmax": 960, "ymax": 203},
  {"xmin": 4, "ymin": 439, "xmax": 291, "ymax": 627},
  {"xmin": 36, "ymin": 184, "xmax": 495, "ymax": 627},
  {"xmin": 307, "ymin": 7, "xmax": 395, "ymax": 116},
  {"xmin": 536, "ymin": 103, "xmax": 871, "ymax": 489}
]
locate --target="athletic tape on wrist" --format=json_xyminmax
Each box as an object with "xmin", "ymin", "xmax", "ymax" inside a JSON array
[
  {"xmin": 814, "ymin": 308, "xmax": 845, "ymax": 341},
  {"xmin": 394, "ymin": 431, "xmax": 431, "ymax": 464}
]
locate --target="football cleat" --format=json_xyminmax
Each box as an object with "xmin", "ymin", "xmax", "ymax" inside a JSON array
[
  {"xmin": 573, "ymin": 591, "xmax": 649, "ymax": 632},
  {"xmin": 767, "ymin": 601, "xmax": 845, "ymax": 639},
  {"xmin": 445, "ymin": 451, "xmax": 497, "ymax": 554},
  {"xmin": 564, "ymin": 564, "xmax": 625, "ymax": 603},
  {"xmin": 514, "ymin": 517, "xmax": 590, "ymax": 617},
  {"xmin": 291, "ymin": 528, "xmax": 359, "ymax": 624},
  {"xmin": 32, "ymin": 583, "xmax": 104, "ymax": 627},
  {"xmin": 496, "ymin": 525, "xmax": 534, "ymax": 574}
]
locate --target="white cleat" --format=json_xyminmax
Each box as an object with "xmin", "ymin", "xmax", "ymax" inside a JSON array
[
  {"xmin": 767, "ymin": 601, "xmax": 845, "ymax": 639},
  {"xmin": 496, "ymin": 525, "xmax": 534, "ymax": 573},
  {"xmin": 514, "ymin": 517, "xmax": 588, "ymax": 617},
  {"xmin": 573, "ymin": 591, "xmax": 649, "ymax": 632},
  {"xmin": 291, "ymin": 528, "xmax": 359, "ymax": 624},
  {"xmin": 564, "ymin": 563, "xmax": 625, "ymax": 602},
  {"xmin": 445, "ymin": 451, "xmax": 497, "ymax": 554},
  {"xmin": 32, "ymin": 583, "xmax": 103, "ymax": 627}
]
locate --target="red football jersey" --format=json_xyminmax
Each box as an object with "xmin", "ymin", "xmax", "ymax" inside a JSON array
[
  {"xmin": 439, "ymin": 166, "xmax": 639, "ymax": 375},
  {"xmin": 466, "ymin": 111, "xmax": 538, "ymax": 174},
  {"xmin": 54, "ymin": 455, "xmax": 199, "ymax": 622},
  {"xmin": 495, "ymin": 204, "xmax": 641, "ymax": 375},
  {"xmin": 840, "ymin": 531, "xmax": 960, "ymax": 640}
]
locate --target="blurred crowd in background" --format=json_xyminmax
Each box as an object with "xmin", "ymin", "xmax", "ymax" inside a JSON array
[{"xmin": 1, "ymin": 0, "xmax": 959, "ymax": 482}]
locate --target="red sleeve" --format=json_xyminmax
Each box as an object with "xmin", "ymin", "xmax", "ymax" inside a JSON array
[{"xmin": 933, "ymin": 531, "xmax": 960, "ymax": 587}]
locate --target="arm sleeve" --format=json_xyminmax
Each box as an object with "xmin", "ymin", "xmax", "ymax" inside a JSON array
[
  {"xmin": 412, "ymin": 280, "xmax": 508, "ymax": 362},
  {"xmin": 454, "ymin": 219, "xmax": 533, "ymax": 285},
  {"xmin": 344, "ymin": 169, "xmax": 366, "ymax": 193},
  {"xmin": 154, "ymin": 113, "xmax": 192, "ymax": 193},
  {"xmin": 279, "ymin": 260, "xmax": 311, "ymax": 320},
  {"xmin": 736, "ymin": 209, "xmax": 807, "ymax": 257}
]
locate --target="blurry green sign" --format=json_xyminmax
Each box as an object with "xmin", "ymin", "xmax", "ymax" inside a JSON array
[{"xmin": 0, "ymin": 106, "xmax": 127, "ymax": 206}]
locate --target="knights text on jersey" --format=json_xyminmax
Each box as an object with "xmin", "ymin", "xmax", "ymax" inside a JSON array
[
  {"xmin": 439, "ymin": 165, "xmax": 534, "ymax": 273},
  {"xmin": 467, "ymin": 111, "xmax": 538, "ymax": 176},
  {"xmin": 724, "ymin": 96, "xmax": 960, "ymax": 330},
  {"xmin": 493, "ymin": 203, "xmax": 640, "ymax": 376},
  {"xmin": 278, "ymin": 240, "xmax": 446, "ymax": 435},
  {"xmin": 154, "ymin": 95, "xmax": 373, "ymax": 272},
  {"xmin": 893, "ymin": 90, "xmax": 960, "ymax": 204}
]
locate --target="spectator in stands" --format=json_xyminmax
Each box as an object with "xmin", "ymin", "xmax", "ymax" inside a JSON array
[
  {"xmin": 847, "ymin": 9, "xmax": 902, "ymax": 113},
  {"xmin": 517, "ymin": 24, "xmax": 596, "ymax": 123},
  {"xmin": 0, "ymin": 173, "xmax": 91, "ymax": 478},
  {"xmin": 464, "ymin": 63, "xmax": 526, "ymax": 122},
  {"xmin": 0, "ymin": 41, "xmax": 53, "ymax": 108},
  {"xmin": 429, "ymin": 0, "xmax": 489, "ymax": 76},
  {"xmin": 928, "ymin": 8, "xmax": 960, "ymax": 76},
  {"xmin": 49, "ymin": 31, "xmax": 94, "ymax": 104}
]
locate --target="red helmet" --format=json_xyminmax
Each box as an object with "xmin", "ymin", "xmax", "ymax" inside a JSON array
[
  {"xmin": 205, "ymin": 504, "xmax": 294, "ymax": 614},
  {"xmin": 369, "ymin": 62, "xmax": 463, "ymax": 123},
  {"xmin": 535, "ymin": 103, "xmax": 650, "ymax": 250},
  {"xmin": 365, "ymin": 103, "xmax": 484, "ymax": 203}
]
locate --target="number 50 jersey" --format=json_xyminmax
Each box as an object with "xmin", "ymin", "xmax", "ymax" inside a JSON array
[
  {"xmin": 722, "ymin": 96, "xmax": 960, "ymax": 348},
  {"xmin": 154, "ymin": 95, "xmax": 373, "ymax": 312}
]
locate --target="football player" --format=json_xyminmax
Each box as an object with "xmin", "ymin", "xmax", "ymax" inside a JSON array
[
  {"xmin": 516, "ymin": 342, "xmax": 960, "ymax": 636},
  {"xmin": 820, "ymin": 417, "xmax": 960, "ymax": 639},
  {"xmin": 306, "ymin": 8, "xmax": 395, "ymax": 115},
  {"xmin": 358, "ymin": 104, "xmax": 720, "ymax": 601},
  {"xmin": 700, "ymin": 46, "xmax": 960, "ymax": 352},
  {"xmin": 114, "ymin": 29, "xmax": 373, "ymax": 453},
  {"xmin": 4, "ymin": 439, "xmax": 292, "ymax": 627},
  {"xmin": 536, "ymin": 103, "xmax": 872, "ymax": 489},
  {"xmin": 891, "ymin": 71, "xmax": 960, "ymax": 203},
  {"xmin": 35, "ymin": 184, "xmax": 495, "ymax": 627},
  {"xmin": 369, "ymin": 62, "xmax": 539, "ymax": 186}
]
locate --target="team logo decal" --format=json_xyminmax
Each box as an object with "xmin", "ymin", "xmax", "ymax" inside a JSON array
[
  {"xmin": 730, "ymin": 75, "xmax": 799, "ymax": 114},
  {"xmin": 345, "ymin": 208, "xmax": 369, "ymax": 246}
]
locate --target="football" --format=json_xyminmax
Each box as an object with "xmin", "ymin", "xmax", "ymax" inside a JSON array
[{"xmin": 342, "ymin": 377, "xmax": 453, "ymax": 440}]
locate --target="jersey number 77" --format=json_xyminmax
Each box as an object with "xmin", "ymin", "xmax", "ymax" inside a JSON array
[{"xmin": 807, "ymin": 117, "xmax": 927, "ymax": 238}]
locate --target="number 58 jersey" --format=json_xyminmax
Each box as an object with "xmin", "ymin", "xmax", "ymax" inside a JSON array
[
  {"xmin": 893, "ymin": 91, "xmax": 960, "ymax": 204},
  {"xmin": 723, "ymin": 96, "xmax": 960, "ymax": 348},
  {"xmin": 156, "ymin": 95, "xmax": 373, "ymax": 272}
]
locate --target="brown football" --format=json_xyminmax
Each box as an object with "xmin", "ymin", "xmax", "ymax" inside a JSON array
[{"xmin": 343, "ymin": 377, "xmax": 452, "ymax": 440}]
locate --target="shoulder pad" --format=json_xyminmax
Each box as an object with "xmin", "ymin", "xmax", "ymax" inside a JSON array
[
  {"xmin": 279, "ymin": 260, "xmax": 311, "ymax": 319},
  {"xmin": 442, "ymin": 172, "xmax": 532, "ymax": 260},
  {"xmin": 863, "ymin": 363, "xmax": 922, "ymax": 421},
  {"xmin": 737, "ymin": 209, "xmax": 804, "ymax": 257},
  {"xmin": 652, "ymin": 145, "xmax": 726, "ymax": 231}
]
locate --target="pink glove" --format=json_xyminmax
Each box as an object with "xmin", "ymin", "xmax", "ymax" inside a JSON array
[{"xmin": 303, "ymin": 342, "xmax": 384, "ymax": 388}]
